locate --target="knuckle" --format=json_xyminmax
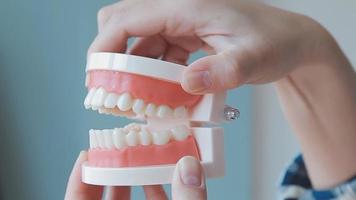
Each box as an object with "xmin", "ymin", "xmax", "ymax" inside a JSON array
[
  {"xmin": 222, "ymin": 50, "xmax": 250, "ymax": 87},
  {"xmin": 97, "ymin": 6, "xmax": 111, "ymax": 24}
]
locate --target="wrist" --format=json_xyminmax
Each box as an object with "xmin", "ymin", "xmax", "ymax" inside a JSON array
[
  {"xmin": 296, "ymin": 16, "xmax": 343, "ymax": 69},
  {"xmin": 275, "ymin": 27, "xmax": 356, "ymax": 188}
]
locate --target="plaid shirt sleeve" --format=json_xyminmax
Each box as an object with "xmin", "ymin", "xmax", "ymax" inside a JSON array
[{"xmin": 278, "ymin": 155, "xmax": 356, "ymax": 200}]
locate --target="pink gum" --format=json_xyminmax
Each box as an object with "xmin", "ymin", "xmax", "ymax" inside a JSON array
[
  {"xmin": 87, "ymin": 70, "xmax": 202, "ymax": 108},
  {"xmin": 88, "ymin": 136, "xmax": 200, "ymax": 168}
]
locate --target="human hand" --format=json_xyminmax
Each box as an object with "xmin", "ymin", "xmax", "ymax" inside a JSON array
[
  {"xmin": 64, "ymin": 152, "xmax": 207, "ymax": 200},
  {"xmin": 88, "ymin": 0, "xmax": 332, "ymax": 94},
  {"xmin": 88, "ymin": 0, "xmax": 356, "ymax": 190}
]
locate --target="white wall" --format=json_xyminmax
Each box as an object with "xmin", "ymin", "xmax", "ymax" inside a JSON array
[{"xmin": 252, "ymin": 1, "xmax": 356, "ymax": 200}]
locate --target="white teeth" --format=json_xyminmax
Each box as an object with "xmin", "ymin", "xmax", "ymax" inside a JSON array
[
  {"xmin": 104, "ymin": 93, "xmax": 119, "ymax": 109},
  {"xmin": 117, "ymin": 92, "xmax": 133, "ymax": 111},
  {"xmin": 145, "ymin": 103, "xmax": 157, "ymax": 116},
  {"xmin": 85, "ymin": 88, "xmax": 188, "ymax": 119},
  {"xmin": 157, "ymin": 105, "xmax": 173, "ymax": 118},
  {"xmin": 98, "ymin": 108, "xmax": 108, "ymax": 114},
  {"xmin": 84, "ymin": 88, "xmax": 96, "ymax": 109},
  {"xmin": 103, "ymin": 129, "xmax": 114, "ymax": 149},
  {"xmin": 171, "ymin": 125, "xmax": 191, "ymax": 141},
  {"xmin": 126, "ymin": 130, "xmax": 139, "ymax": 146},
  {"xmin": 89, "ymin": 125, "xmax": 191, "ymax": 149},
  {"xmin": 132, "ymin": 99, "xmax": 146, "ymax": 115},
  {"xmin": 113, "ymin": 128, "xmax": 127, "ymax": 149},
  {"xmin": 124, "ymin": 123, "xmax": 141, "ymax": 132},
  {"xmin": 92, "ymin": 88, "xmax": 107, "ymax": 107},
  {"xmin": 84, "ymin": 87, "xmax": 188, "ymax": 118},
  {"xmin": 173, "ymin": 106, "xmax": 188, "ymax": 118},
  {"xmin": 139, "ymin": 128, "xmax": 151, "ymax": 146},
  {"xmin": 89, "ymin": 129, "xmax": 98, "ymax": 148},
  {"xmin": 95, "ymin": 130, "xmax": 105, "ymax": 148},
  {"xmin": 152, "ymin": 130, "xmax": 171, "ymax": 145}
]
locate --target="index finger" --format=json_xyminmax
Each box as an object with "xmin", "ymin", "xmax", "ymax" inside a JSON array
[
  {"xmin": 88, "ymin": 1, "xmax": 168, "ymax": 55},
  {"xmin": 64, "ymin": 151, "xmax": 104, "ymax": 200}
]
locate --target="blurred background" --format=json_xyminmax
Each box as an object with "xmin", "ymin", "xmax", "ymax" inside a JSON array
[{"xmin": 0, "ymin": 0, "xmax": 354, "ymax": 200}]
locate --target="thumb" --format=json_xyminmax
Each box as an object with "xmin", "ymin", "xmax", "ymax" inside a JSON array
[
  {"xmin": 172, "ymin": 156, "xmax": 207, "ymax": 200},
  {"xmin": 181, "ymin": 51, "xmax": 248, "ymax": 94}
]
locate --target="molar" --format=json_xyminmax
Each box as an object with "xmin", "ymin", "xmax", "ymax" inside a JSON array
[
  {"xmin": 126, "ymin": 130, "xmax": 139, "ymax": 146},
  {"xmin": 171, "ymin": 125, "xmax": 190, "ymax": 141},
  {"xmin": 156, "ymin": 105, "xmax": 173, "ymax": 118},
  {"xmin": 173, "ymin": 106, "xmax": 188, "ymax": 118},
  {"xmin": 152, "ymin": 130, "xmax": 171, "ymax": 145}
]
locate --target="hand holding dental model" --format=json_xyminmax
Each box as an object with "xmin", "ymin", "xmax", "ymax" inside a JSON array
[{"xmin": 65, "ymin": 0, "xmax": 356, "ymax": 199}]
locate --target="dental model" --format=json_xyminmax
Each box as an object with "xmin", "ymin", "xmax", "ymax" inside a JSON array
[{"xmin": 82, "ymin": 52, "xmax": 239, "ymax": 185}]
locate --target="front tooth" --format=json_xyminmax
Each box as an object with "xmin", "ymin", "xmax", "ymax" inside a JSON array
[
  {"xmin": 84, "ymin": 88, "xmax": 96, "ymax": 109},
  {"xmin": 145, "ymin": 103, "xmax": 157, "ymax": 116},
  {"xmin": 89, "ymin": 129, "xmax": 98, "ymax": 148},
  {"xmin": 104, "ymin": 93, "xmax": 119, "ymax": 108},
  {"xmin": 95, "ymin": 130, "xmax": 105, "ymax": 148},
  {"xmin": 132, "ymin": 99, "xmax": 146, "ymax": 115},
  {"xmin": 139, "ymin": 128, "xmax": 151, "ymax": 146},
  {"xmin": 126, "ymin": 130, "xmax": 139, "ymax": 146},
  {"xmin": 113, "ymin": 128, "xmax": 127, "ymax": 149},
  {"xmin": 171, "ymin": 125, "xmax": 190, "ymax": 141},
  {"xmin": 103, "ymin": 129, "xmax": 114, "ymax": 149},
  {"xmin": 157, "ymin": 105, "xmax": 173, "ymax": 118},
  {"xmin": 92, "ymin": 87, "xmax": 107, "ymax": 107},
  {"xmin": 173, "ymin": 106, "xmax": 188, "ymax": 118},
  {"xmin": 117, "ymin": 92, "xmax": 133, "ymax": 111},
  {"xmin": 152, "ymin": 130, "xmax": 171, "ymax": 145}
]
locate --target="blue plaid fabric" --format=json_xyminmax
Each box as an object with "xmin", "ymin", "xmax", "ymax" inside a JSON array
[{"xmin": 278, "ymin": 155, "xmax": 356, "ymax": 200}]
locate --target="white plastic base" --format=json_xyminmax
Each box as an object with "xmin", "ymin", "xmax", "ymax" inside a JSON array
[
  {"xmin": 87, "ymin": 52, "xmax": 185, "ymax": 83},
  {"xmin": 82, "ymin": 127, "xmax": 224, "ymax": 186}
]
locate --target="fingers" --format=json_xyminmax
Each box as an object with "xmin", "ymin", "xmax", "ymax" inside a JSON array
[
  {"xmin": 64, "ymin": 151, "xmax": 104, "ymax": 200},
  {"xmin": 129, "ymin": 36, "xmax": 189, "ymax": 66},
  {"xmin": 88, "ymin": 1, "xmax": 167, "ymax": 55},
  {"xmin": 162, "ymin": 45, "xmax": 190, "ymax": 65},
  {"xmin": 181, "ymin": 50, "xmax": 248, "ymax": 94},
  {"xmin": 171, "ymin": 156, "xmax": 207, "ymax": 200},
  {"xmin": 104, "ymin": 186, "xmax": 131, "ymax": 200},
  {"xmin": 97, "ymin": 4, "xmax": 118, "ymax": 32},
  {"xmin": 129, "ymin": 36, "xmax": 168, "ymax": 58},
  {"xmin": 143, "ymin": 185, "xmax": 168, "ymax": 200}
]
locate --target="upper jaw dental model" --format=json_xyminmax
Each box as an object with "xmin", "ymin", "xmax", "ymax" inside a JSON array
[{"xmin": 82, "ymin": 52, "xmax": 240, "ymax": 186}]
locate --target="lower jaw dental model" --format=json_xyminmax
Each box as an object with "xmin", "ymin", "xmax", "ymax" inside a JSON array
[{"xmin": 81, "ymin": 52, "xmax": 239, "ymax": 185}]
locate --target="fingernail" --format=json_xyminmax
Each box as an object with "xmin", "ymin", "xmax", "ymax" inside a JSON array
[
  {"xmin": 178, "ymin": 156, "xmax": 202, "ymax": 187},
  {"xmin": 184, "ymin": 71, "xmax": 212, "ymax": 92}
]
